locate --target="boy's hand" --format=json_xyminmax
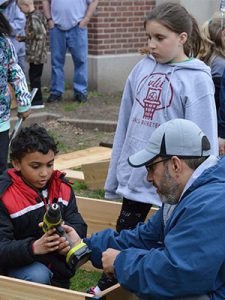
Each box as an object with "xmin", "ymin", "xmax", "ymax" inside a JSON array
[{"xmin": 32, "ymin": 228, "xmax": 61, "ymax": 255}]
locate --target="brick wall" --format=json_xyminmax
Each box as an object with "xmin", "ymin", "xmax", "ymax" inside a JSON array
[{"xmin": 34, "ymin": 0, "xmax": 155, "ymax": 55}]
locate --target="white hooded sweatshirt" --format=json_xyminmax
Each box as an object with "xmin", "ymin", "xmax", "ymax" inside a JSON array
[{"xmin": 104, "ymin": 55, "xmax": 218, "ymax": 206}]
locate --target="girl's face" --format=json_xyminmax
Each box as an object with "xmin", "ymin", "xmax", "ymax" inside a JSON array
[{"xmin": 145, "ymin": 20, "xmax": 188, "ymax": 63}]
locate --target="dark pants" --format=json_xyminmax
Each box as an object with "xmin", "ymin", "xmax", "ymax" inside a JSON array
[
  {"xmin": 116, "ymin": 197, "xmax": 152, "ymax": 232},
  {"xmin": 29, "ymin": 63, "xmax": 43, "ymax": 104},
  {"xmin": 0, "ymin": 130, "xmax": 9, "ymax": 175},
  {"xmin": 97, "ymin": 198, "xmax": 152, "ymax": 291}
]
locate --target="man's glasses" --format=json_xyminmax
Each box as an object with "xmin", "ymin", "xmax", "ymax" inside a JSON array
[{"xmin": 145, "ymin": 157, "xmax": 170, "ymax": 172}]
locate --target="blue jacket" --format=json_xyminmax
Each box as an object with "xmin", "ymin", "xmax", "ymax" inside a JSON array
[{"xmin": 85, "ymin": 157, "xmax": 225, "ymax": 299}]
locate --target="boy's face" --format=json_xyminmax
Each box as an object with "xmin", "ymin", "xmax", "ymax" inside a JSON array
[{"xmin": 12, "ymin": 150, "xmax": 55, "ymax": 190}]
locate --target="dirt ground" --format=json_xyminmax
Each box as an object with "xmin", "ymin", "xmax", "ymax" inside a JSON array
[{"xmin": 33, "ymin": 89, "xmax": 121, "ymax": 153}]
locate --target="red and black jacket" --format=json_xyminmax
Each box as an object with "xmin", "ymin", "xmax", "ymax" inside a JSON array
[{"xmin": 0, "ymin": 169, "xmax": 87, "ymax": 279}]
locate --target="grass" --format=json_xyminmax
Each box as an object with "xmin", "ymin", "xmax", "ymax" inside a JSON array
[
  {"xmin": 47, "ymin": 130, "xmax": 70, "ymax": 153},
  {"xmin": 72, "ymin": 180, "xmax": 105, "ymax": 199},
  {"xmin": 70, "ymin": 269, "xmax": 101, "ymax": 292},
  {"xmin": 64, "ymin": 102, "xmax": 82, "ymax": 112}
]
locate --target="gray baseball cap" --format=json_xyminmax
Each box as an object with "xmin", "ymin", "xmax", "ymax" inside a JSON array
[{"xmin": 128, "ymin": 119, "xmax": 211, "ymax": 167}]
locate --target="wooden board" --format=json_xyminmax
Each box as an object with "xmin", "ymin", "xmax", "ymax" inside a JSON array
[
  {"xmin": 76, "ymin": 196, "xmax": 158, "ymax": 235},
  {"xmin": 77, "ymin": 196, "xmax": 158, "ymax": 272},
  {"xmin": 82, "ymin": 160, "xmax": 110, "ymax": 189},
  {"xmin": 62, "ymin": 169, "xmax": 85, "ymax": 182},
  {"xmin": 54, "ymin": 147, "xmax": 112, "ymax": 171},
  {"xmin": 0, "ymin": 276, "xmax": 137, "ymax": 300}
]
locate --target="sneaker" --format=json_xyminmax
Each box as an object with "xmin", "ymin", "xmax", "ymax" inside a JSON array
[
  {"xmin": 86, "ymin": 287, "xmax": 96, "ymax": 295},
  {"xmin": 86, "ymin": 286, "xmax": 101, "ymax": 295},
  {"xmin": 47, "ymin": 94, "xmax": 62, "ymax": 103},
  {"xmin": 74, "ymin": 93, "xmax": 88, "ymax": 103}
]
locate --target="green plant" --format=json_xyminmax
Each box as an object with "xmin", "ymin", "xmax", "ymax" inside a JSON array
[
  {"xmin": 88, "ymin": 90, "xmax": 104, "ymax": 98},
  {"xmin": 70, "ymin": 269, "xmax": 101, "ymax": 291},
  {"xmin": 72, "ymin": 181, "xmax": 105, "ymax": 199},
  {"xmin": 47, "ymin": 130, "xmax": 69, "ymax": 153},
  {"xmin": 64, "ymin": 102, "xmax": 81, "ymax": 112}
]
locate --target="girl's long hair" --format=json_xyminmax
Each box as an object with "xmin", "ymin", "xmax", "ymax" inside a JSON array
[
  {"xmin": 144, "ymin": 2, "xmax": 202, "ymax": 57},
  {"xmin": 198, "ymin": 12, "xmax": 225, "ymax": 65},
  {"xmin": 0, "ymin": 12, "xmax": 11, "ymax": 36}
]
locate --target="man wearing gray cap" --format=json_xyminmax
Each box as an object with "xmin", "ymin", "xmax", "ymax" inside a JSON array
[{"xmin": 63, "ymin": 119, "xmax": 224, "ymax": 299}]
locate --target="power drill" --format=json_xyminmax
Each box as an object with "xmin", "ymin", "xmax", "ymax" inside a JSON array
[
  {"xmin": 42, "ymin": 203, "xmax": 69, "ymax": 239},
  {"xmin": 43, "ymin": 203, "xmax": 91, "ymax": 269}
]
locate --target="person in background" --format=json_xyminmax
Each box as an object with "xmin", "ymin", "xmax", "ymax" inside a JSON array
[
  {"xmin": 0, "ymin": 124, "xmax": 87, "ymax": 289},
  {"xmin": 17, "ymin": 0, "xmax": 47, "ymax": 109},
  {"xmin": 198, "ymin": 12, "xmax": 225, "ymax": 156},
  {"xmin": 91, "ymin": 1, "xmax": 218, "ymax": 295},
  {"xmin": 63, "ymin": 119, "xmax": 224, "ymax": 300},
  {"xmin": 0, "ymin": 9, "xmax": 31, "ymax": 175},
  {"xmin": 42, "ymin": 0, "xmax": 98, "ymax": 104},
  {"xmin": 1, "ymin": 0, "xmax": 26, "ymax": 72},
  {"xmin": 199, "ymin": 12, "xmax": 225, "ymax": 112}
]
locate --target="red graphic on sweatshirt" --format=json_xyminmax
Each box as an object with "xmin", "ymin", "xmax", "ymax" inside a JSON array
[{"xmin": 135, "ymin": 73, "xmax": 173, "ymax": 120}]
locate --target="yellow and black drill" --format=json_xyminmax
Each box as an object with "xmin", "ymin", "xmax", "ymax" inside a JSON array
[{"xmin": 43, "ymin": 203, "xmax": 91, "ymax": 269}]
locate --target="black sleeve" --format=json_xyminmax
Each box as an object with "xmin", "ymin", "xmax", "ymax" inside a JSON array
[
  {"xmin": 63, "ymin": 189, "xmax": 87, "ymax": 238},
  {"xmin": 0, "ymin": 201, "xmax": 35, "ymax": 268}
]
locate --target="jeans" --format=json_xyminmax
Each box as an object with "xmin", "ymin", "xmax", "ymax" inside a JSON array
[
  {"xmin": 49, "ymin": 25, "xmax": 88, "ymax": 96},
  {"xmin": 7, "ymin": 262, "xmax": 53, "ymax": 285},
  {"xmin": 0, "ymin": 130, "xmax": 9, "ymax": 175}
]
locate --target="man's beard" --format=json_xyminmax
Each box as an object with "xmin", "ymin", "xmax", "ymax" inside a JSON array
[{"xmin": 157, "ymin": 165, "xmax": 181, "ymax": 205}]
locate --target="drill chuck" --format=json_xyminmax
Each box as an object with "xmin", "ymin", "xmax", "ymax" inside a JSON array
[{"xmin": 42, "ymin": 203, "xmax": 62, "ymax": 233}]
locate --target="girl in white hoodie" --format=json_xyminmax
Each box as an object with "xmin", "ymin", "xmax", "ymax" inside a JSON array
[{"xmin": 91, "ymin": 2, "xmax": 218, "ymax": 294}]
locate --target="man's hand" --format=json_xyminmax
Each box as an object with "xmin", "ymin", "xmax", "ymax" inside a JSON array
[
  {"xmin": 102, "ymin": 248, "xmax": 120, "ymax": 278},
  {"xmin": 57, "ymin": 224, "xmax": 82, "ymax": 255},
  {"xmin": 79, "ymin": 17, "xmax": 90, "ymax": 28},
  {"xmin": 219, "ymin": 137, "xmax": 225, "ymax": 156},
  {"xmin": 62, "ymin": 224, "xmax": 82, "ymax": 246}
]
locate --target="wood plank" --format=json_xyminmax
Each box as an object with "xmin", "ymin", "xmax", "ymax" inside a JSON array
[
  {"xmin": 0, "ymin": 276, "xmax": 93, "ymax": 300},
  {"xmin": 0, "ymin": 276, "xmax": 137, "ymax": 300},
  {"xmin": 77, "ymin": 197, "xmax": 158, "ymax": 271},
  {"xmin": 54, "ymin": 147, "xmax": 112, "ymax": 171},
  {"xmin": 62, "ymin": 169, "xmax": 85, "ymax": 182},
  {"xmin": 82, "ymin": 160, "xmax": 110, "ymax": 189},
  {"xmin": 99, "ymin": 283, "xmax": 138, "ymax": 300},
  {"xmin": 76, "ymin": 196, "xmax": 158, "ymax": 235}
]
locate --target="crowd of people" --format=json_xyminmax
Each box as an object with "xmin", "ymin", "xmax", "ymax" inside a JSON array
[{"xmin": 0, "ymin": 1, "xmax": 225, "ymax": 299}]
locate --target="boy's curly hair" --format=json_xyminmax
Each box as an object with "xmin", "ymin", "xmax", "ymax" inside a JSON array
[{"xmin": 10, "ymin": 123, "xmax": 58, "ymax": 161}]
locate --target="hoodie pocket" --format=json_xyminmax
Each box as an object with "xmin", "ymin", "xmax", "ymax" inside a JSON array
[{"xmin": 117, "ymin": 136, "xmax": 151, "ymax": 191}]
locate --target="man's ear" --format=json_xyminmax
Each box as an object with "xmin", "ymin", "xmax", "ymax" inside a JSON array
[
  {"xmin": 11, "ymin": 159, "xmax": 21, "ymax": 171},
  {"xmin": 170, "ymin": 156, "xmax": 182, "ymax": 174}
]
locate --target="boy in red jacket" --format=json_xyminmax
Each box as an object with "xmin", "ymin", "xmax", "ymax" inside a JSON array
[{"xmin": 0, "ymin": 124, "xmax": 87, "ymax": 288}]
